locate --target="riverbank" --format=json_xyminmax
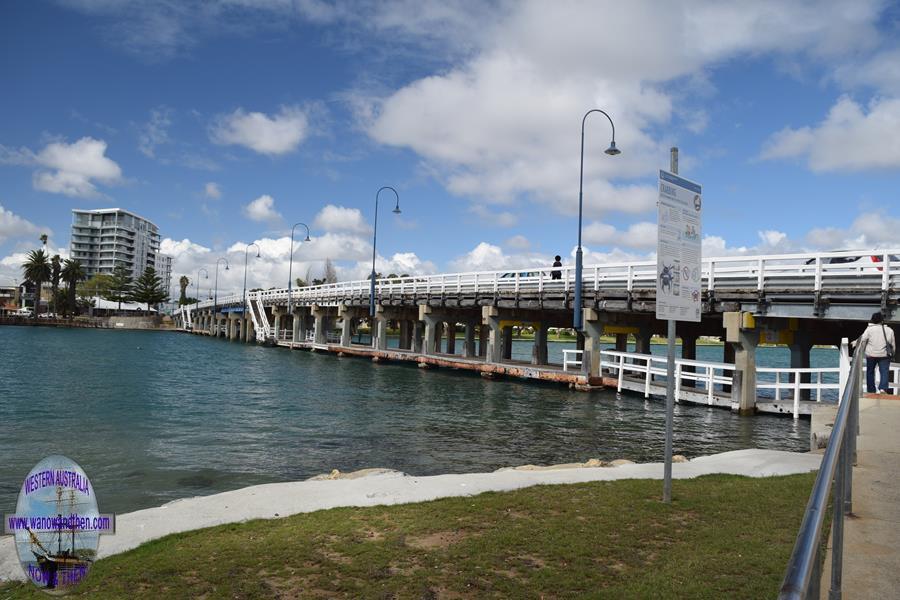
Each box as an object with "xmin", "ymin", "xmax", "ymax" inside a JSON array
[
  {"xmin": 0, "ymin": 449, "xmax": 818, "ymax": 598},
  {"xmin": 0, "ymin": 448, "xmax": 819, "ymax": 587}
]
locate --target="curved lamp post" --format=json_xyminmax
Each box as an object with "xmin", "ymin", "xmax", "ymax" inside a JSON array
[
  {"xmin": 194, "ymin": 267, "xmax": 209, "ymax": 303},
  {"xmin": 242, "ymin": 243, "xmax": 260, "ymax": 336},
  {"xmin": 370, "ymin": 186, "xmax": 401, "ymax": 317},
  {"xmin": 212, "ymin": 257, "xmax": 229, "ymax": 334},
  {"xmin": 573, "ymin": 108, "xmax": 620, "ymax": 331},
  {"xmin": 287, "ymin": 222, "xmax": 311, "ymax": 316}
]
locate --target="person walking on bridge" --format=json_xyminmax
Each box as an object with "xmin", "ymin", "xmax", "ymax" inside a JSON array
[
  {"xmin": 854, "ymin": 312, "xmax": 896, "ymax": 394},
  {"xmin": 551, "ymin": 256, "xmax": 562, "ymax": 280}
]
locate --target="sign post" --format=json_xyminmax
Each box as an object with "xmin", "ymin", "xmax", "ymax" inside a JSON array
[{"xmin": 657, "ymin": 147, "xmax": 702, "ymax": 503}]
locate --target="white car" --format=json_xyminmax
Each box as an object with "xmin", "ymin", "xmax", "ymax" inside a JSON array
[{"xmin": 12, "ymin": 309, "xmax": 33, "ymax": 317}]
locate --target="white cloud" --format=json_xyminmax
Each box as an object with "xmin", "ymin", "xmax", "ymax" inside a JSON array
[
  {"xmin": 806, "ymin": 212, "xmax": 900, "ymax": 250},
  {"xmin": 210, "ymin": 106, "xmax": 309, "ymax": 155},
  {"xmin": 313, "ymin": 204, "xmax": 370, "ymax": 234},
  {"xmin": 11, "ymin": 137, "xmax": 124, "ymax": 198},
  {"xmin": 761, "ymin": 96, "xmax": 900, "ymax": 172},
  {"xmin": 243, "ymin": 194, "xmax": 282, "ymax": 223},
  {"xmin": 204, "ymin": 182, "xmax": 221, "ymax": 199},
  {"xmin": 138, "ymin": 106, "xmax": 172, "ymax": 158},
  {"xmin": 0, "ymin": 204, "xmax": 43, "ymax": 245},
  {"xmin": 357, "ymin": 0, "xmax": 884, "ymax": 217},
  {"xmin": 505, "ymin": 235, "xmax": 530, "ymax": 250},
  {"xmin": 470, "ymin": 205, "xmax": 517, "ymax": 227},
  {"xmin": 583, "ymin": 221, "xmax": 658, "ymax": 249}
]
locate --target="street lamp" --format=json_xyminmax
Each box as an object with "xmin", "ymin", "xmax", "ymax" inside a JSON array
[
  {"xmin": 573, "ymin": 108, "xmax": 620, "ymax": 331},
  {"xmin": 242, "ymin": 243, "xmax": 260, "ymax": 336},
  {"xmin": 213, "ymin": 257, "xmax": 229, "ymax": 333},
  {"xmin": 194, "ymin": 267, "xmax": 209, "ymax": 303},
  {"xmin": 287, "ymin": 222, "xmax": 311, "ymax": 316},
  {"xmin": 370, "ymin": 186, "xmax": 401, "ymax": 317}
]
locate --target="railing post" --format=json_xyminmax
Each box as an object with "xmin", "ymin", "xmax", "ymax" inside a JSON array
[
  {"xmin": 644, "ymin": 357, "xmax": 651, "ymax": 398},
  {"xmin": 883, "ymin": 251, "xmax": 890, "ymax": 291},
  {"xmin": 793, "ymin": 372, "xmax": 801, "ymax": 420},
  {"xmin": 707, "ymin": 367, "xmax": 714, "ymax": 405},
  {"xmin": 757, "ymin": 257, "xmax": 765, "ymax": 291},
  {"xmin": 815, "ymin": 256, "xmax": 823, "ymax": 292},
  {"xmin": 593, "ymin": 266, "xmax": 599, "ymax": 291},
  {"xmin": 675, "ymin": 363, "xmax": 682, "ymax": 403},
  {"xmin": 708, "ymin": 260, "xmax": 715, "ymax": 294},
  {"xmin": 618, "ymin": 354, "xmax": 625, "ymax": 392}
]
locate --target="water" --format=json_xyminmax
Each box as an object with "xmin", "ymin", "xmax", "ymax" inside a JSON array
[{"xmin": 0, "ymin": 327, "xmax": 815, "ymax": 514}]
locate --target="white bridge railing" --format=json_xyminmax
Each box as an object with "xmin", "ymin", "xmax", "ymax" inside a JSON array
[{"xmin": 182, "ymin": 248, "xmax": 899, "ymax": 312}]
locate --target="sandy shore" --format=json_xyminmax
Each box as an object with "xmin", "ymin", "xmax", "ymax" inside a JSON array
[{"xmin": 0, "ymin": 448, "xmax": 820, "ymax": 582}]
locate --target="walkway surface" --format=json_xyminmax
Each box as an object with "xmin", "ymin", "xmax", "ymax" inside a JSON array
[
  {"xmin": 831, "ymin": 395, "xmax": 900, "ymax": 598},
  {"xmin": 0, "ymin": 448, "xmax": 820, "ymax": 582}
]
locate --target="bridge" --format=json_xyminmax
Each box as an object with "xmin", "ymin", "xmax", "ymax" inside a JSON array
[{"xmin": 174, "ymin": 249, "xmax": 900, "ymax": 417}]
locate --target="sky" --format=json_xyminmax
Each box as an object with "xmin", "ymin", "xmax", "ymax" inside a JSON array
[{"xmin": 1, "ymin": 0, "xmax": 900, "ymax": 297}]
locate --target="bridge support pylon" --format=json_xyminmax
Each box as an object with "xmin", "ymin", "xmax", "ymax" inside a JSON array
[{"xmin": 725, "ymin": 311, "xmax": 759, "ymax": 415}]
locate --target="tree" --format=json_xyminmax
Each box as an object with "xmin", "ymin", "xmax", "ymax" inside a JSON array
[
  {"xmin": 22, "ymin": 249, "xmax": 51, "ymax": 321},
  {"xmin": 61, "ymin": 259, "xmax": 86, "ymax": 317},
  {"xmin": 178, "ymin": 275, "xmax": 190, "ymax": 305},
  {"xmin": 77, "ymin": 273, "xmax": 115, "ymax": 299},
  {"xmin": 50, "ymin": 255, "xmax": 61, "ymax": 315},
  {"xmin": 131, "ymin": 267, "xmax": 169, "ymax": 310},
  {"xmin": 324, "ymin": 258, "xmax": 338, "ymax": 284},
  {"xmin": 107, "ymin": 264, "xmax": 133, "ymax": 312},
  {"xmin": 295, "ymin": 277, "xmax": 307, "ymax": 287}
]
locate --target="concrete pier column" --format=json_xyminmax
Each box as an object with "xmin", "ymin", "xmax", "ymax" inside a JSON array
[
  {"xmin": 421, "ymin": 305, "xmax": 440, "ymax": 355},
  {"xmin": 532, "ymin": 322, "xmax": 548, "ymax": 365},
  {"xmin": 237, "ymin": 317, "xmax": 245, "ymax": 342},
  {"xmin": 615, "ymin": 333, "xmax": 628, "ymax": 352},
  {"xmin": 464, "ymin": 320, "xmax": 477, "ymax": 358},
  {"xmin": 273, "ymin": 311, "xmax": 282, "ymax": 342},
  {"xmin": 434, "ymin": 321, "xmax": 444, "ymax": 354},
  {"xmin": 340, "ymin": 315, "xmax": 352, "ymax": 347},
  {"xmin": 445, "ymin": 322, "xmax": 456, "ymax": 355},
  {"xmin": 412, "ymin": 320, "xmax": 424, "ymax": 353},
  {"xmin": 227, "ymin": 314, "xmax": 238, "ymax": 340},
  {"xmin": 635, "ymin": 327, "xmax": 652, "ymax": 354},
  {"xmin": 790, "ymin": 331, "xmax": 813, "ymax": 401},
  {"xmin": 483, "ymin": 306, "xmax": 503, "ymax": 363},
  {"xmin": 725, "ymin": 311, "xmax": 759, "ymax": 415},
  {"xmin": 216, "ymin": 313, "xmax": 225, "ymax": 337},
  {"xmin": 501, "ymin": 325, "xmax": 513, "ymax": 360},
  {"xmin": 312, "ymin": 304, "xmax": 327, "ymax": 345},
  {"xmin": 245, "ymin": 317, "xmax": 255, "ymax": 343},
  {"xmin": 582, "ymin": 309, "xmax": 606, "ymax": 378},
  {"xmin": 399, "ymin": 320, "xmax": 411, "ymax": 350},
  {"xmin": 373, "ymin": 306, "xmax": 388, "ymax": 350},
  {"xmin": 722, "ymin": 338, "xmax": 735, "ymax": 393},
  {"xmin": 292, "ymin": 309, "xmax": 301, "ymax": 345},
  {"xmin": 681, "ymin": 330, "xmax": 698, "ymax": 388},
  {"xmin": 478, "ymin": 324, "xmax": 488, "ymax": 358}
]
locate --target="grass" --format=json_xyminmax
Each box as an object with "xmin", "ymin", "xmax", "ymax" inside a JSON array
[{"xmin": 0, "ymin": 473, "xmax": 815, "ymax": 599}]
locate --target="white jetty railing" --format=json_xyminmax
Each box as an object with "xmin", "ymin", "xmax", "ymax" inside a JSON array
[{"xmin": 556, "ymin": 348, "xmax": 845, "ymax": 419}]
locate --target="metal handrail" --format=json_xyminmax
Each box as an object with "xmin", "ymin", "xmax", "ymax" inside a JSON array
[{"xmin": 778, "ymin": 339, "xmax": 865, "ymax": 599}]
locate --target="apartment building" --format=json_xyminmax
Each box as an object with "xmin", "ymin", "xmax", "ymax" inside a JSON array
[{"xmin": 69, "ymin": 208, "xmax": 172, "ymax": 291}]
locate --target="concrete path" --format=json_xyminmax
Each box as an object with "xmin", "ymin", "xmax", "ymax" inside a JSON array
[
  {"xmin": 826, "ymin": 395, "xmax": 900, "ymax": 598},
  {"xmin": 0, "ymin": 448, "xmax": 820, "ymax": 582}
]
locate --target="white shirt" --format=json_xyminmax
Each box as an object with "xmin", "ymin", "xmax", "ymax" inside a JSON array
[{"xmin": 857, "ymin": 323, "xmax": 896, "ymax": 358}]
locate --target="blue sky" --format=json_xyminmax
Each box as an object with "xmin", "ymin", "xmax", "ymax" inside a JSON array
[{"xmin": 2, "ymin": 1, "xmax": 900, "ymax": 295}]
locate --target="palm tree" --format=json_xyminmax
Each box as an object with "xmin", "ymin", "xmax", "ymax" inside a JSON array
[
  {"xmin": 50, "ymin": 255, "xmax": 61, "ymax": 315},
  {"xmin": 61, "ymin": 259, "xmax": 86, "ymax": 317},
  {"xmin": 178, "ymin": 275, "xmax": 189, "ymax": 305},
  {"xmin": 22, "ymin": 249, "xmax": 51, "ymax": 321}
]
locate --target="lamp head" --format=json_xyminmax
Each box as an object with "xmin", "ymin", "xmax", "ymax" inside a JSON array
[
  {"xmin": 605, "ymin": 140, "xmax": 621, "ymax": 156},
  {"xmin": 255, "ymin": 251, "xmax": 260, "ymax": 258},
  {"xmin": 225, "ymin": 265, "xmax": 230, "ymax": 271},
  {"xmin": 392, "ymin": 204, "xmax": 402, "ymax": 215},
  {"xmin": 304, "ymin": 234, "xmax": 311, "ymax": 242}
]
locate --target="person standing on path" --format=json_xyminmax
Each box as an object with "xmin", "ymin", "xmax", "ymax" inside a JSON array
[{"xmin": 854, "ymin": 312, "xmax": 896, "ymax": 393}]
